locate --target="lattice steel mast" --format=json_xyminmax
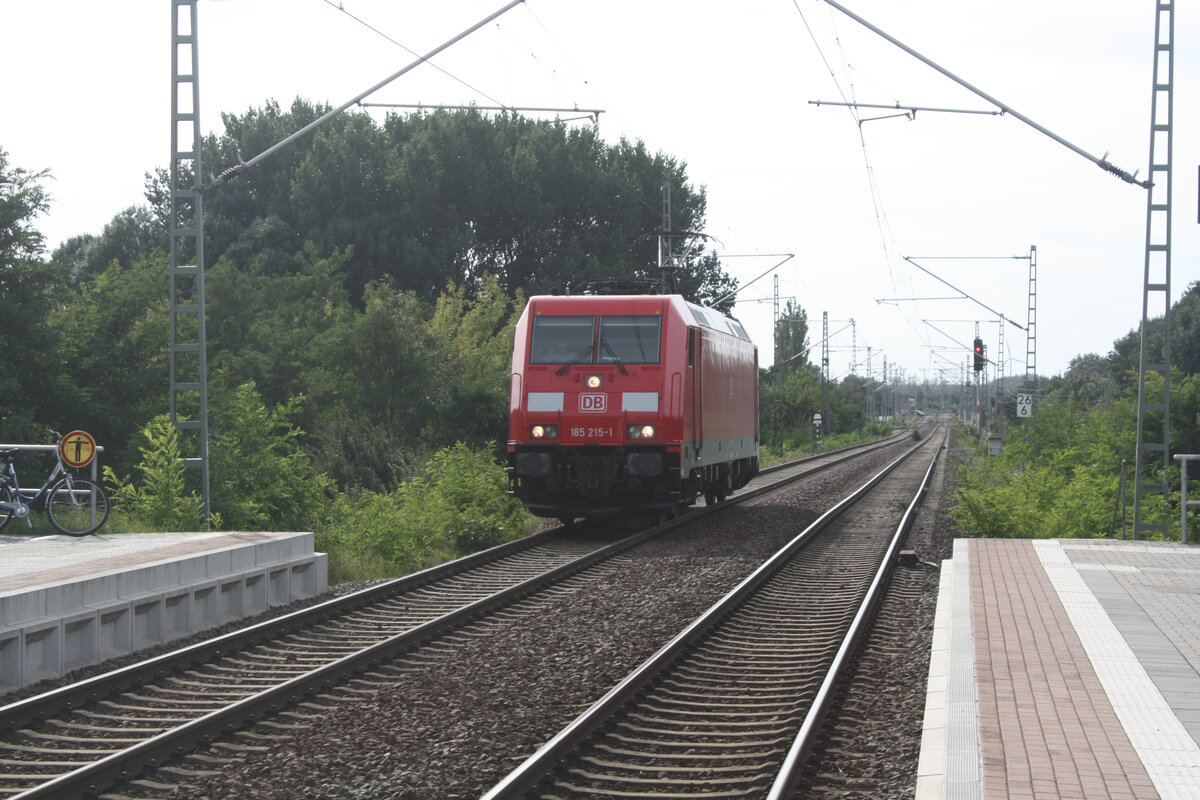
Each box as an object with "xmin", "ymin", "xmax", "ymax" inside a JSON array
[
  {"xmin": 1134, "ymin": 1, "xmax": 1175, "ymax": 539},
  {"xmin": 166, "ymin": 1, "xmax": 527, "ymax": 523},
  {"xmin": 169, "ymin": 0, "xmax": 211, "ymax": 524},
  {"xmin": 821, "ymin": 311, "xmax": 831, "ymax": 433},
  {"xmin": 1025, "ymin": 245, "xmax": 1037, "ymax": 394}
]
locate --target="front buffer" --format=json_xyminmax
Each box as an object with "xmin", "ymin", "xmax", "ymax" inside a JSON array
[{"xmin": 509, "ymin": 440, "xmax": 683, "ymax": 519}]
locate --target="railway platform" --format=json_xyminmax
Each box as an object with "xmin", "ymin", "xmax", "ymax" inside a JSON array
[
  {"xmin": 0, "ymin": 531, "xmax": 326, "ymax": 694},
  {"xmin": 919, "ymin": 538, "xmax": 1200, "ymax": 799}
]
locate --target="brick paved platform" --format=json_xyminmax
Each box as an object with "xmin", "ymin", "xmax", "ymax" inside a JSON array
[
  {"xmin": 0, "ymin": 532, "xmax": 327, "ymax": 694},
  {"xmin": 918, "ymin": 538, "xmax": 1200, "ymax": 800}
]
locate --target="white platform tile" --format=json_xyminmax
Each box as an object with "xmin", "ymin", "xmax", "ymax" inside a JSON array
[{"xmin": 1034, "ymin": 539, "xmax": 1200, "ymax": 800}]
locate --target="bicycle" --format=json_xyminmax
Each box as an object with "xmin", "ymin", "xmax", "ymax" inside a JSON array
[{"xmin": 0, "ymin": 431, "xmax": 111, "ymax": 536}]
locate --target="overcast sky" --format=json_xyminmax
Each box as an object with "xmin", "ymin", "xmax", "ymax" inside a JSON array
[{"xmin": 5, "ymin": 1, "xmax": 1197, "ymax": 381}]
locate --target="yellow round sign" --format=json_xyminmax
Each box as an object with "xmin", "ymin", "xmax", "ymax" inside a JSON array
[{"xmin": 60, "ymin": 430, "xmax": 97, "ymax": 469}]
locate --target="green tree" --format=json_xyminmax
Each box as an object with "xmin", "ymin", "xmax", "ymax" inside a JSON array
[
  {"xmin": 425, "ymin": 275, "xmax": 523, "ymax": 452},
  {"xmin": 954, "ymin": 395, "xmax": 1137, "ymax": 538},
  {"xmin": 1108, "ymin": 327, "xmax": 1141, "ymax": 392},
  {"xmin": 831, "ymin": 375, "xmax": 871, "ymax": 433},
  {"xmin": 1055, "ymin": 353, "xmax": 1117, "ymax": 407},
  {"xmin": 1170, "ymin": 281, "xmax": 1200, "ymax": 375},
  {"xmin": 396, "ymin": 442, "xmax": 529, "ymax": 556},
  {"xmin": 0, "ymin": 148, "xmax": 57, "ymax": 441},
  {"xmin": 46, "ymin": 252, "xmax": 170, "ymax": 461},
  {"xmin": 1169, "ymin": 370, "xmax": 1200, "ymax": 455},
  {"xmin": 305, "ymin": 280, "xmax": 438, "ymax": 491},
  {"xmin": 674, "ymin": 251, "xmax": 739, "ymax": 313},
  {"xmin": 207, "ymin": 243, "xmax": 355, "ymax": 415},
  {"xmin": 774, "ymin": 299, "xmax": 809, "ymax": 369},
  {"xmin": 1105, "ymin": 282, "xmax": 1200, "ymax": 391},
  {"xmin": 146, "ymin": 102, "xmax": 733, "ymax": 307},
  {"xmin": 50, "ymin": 205, "xmax": 166, "ymax": 286},
  {"xmin": 759, "ymin": 365, "xmax": 822, "ymax": 451}
]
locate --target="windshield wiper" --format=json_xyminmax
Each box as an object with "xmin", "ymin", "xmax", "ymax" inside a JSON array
[
  {"xmin": 631, "ymin": 321, "xmax": 648, "ymax": 361},
  {"xmin": 555, "ymin": 344, "xmax": 594, "ymax": 375}
]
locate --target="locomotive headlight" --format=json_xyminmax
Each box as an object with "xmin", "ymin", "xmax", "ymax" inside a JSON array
[
  {"xmin": 628, "ymin": 424, "xmax": 656, "ymax": 439},
  {"xmin": 585, "ymin": 374, "xmax": 602, "ymax": 389},
  {"xmin": 530, "ymin": 424, "xmax": 558, "ymax": 439}
]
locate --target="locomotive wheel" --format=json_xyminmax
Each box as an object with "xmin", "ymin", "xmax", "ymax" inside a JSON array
[{"xmin": 704, "ymin": 492, "xmax": 717, "ymax": 506}]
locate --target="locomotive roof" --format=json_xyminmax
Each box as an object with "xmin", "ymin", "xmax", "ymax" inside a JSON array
[{"xmin": 527, "ymin": 294, "xmax": 753, "ymax": 343}]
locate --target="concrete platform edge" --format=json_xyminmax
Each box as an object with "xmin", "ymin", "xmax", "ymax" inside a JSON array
[{"xmin": 0, "ymin": 532, "xmax": 327, "ymax": 693}]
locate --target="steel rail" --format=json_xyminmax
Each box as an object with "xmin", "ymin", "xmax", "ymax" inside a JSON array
[
  {"xmin": 767, "ymin": 426, "xmax": 944, "ymax": 798},
  {"xmin": 4, "ymin": 433, "xmax": 911, "ymax": 799},
  {"xmin": 757, "ymin": 425, "xmax": 914, "ymax": 478},
  {"xmin": 0, "ymin": 524, "xmax": 572, "ymax": 730},
  {"xmin": 9, "ymin": 529, "xmax": 649, "ymax": 799},
  {"xmin": 481, "ymin": 427, "xmax": 939, "ymax": 799},
  {"xmin": 1, "ymin": 428, "xmax": 904, "ymax": 728}
]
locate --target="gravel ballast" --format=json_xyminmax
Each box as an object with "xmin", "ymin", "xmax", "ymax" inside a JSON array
[{"xmin": 92, "ymin": 440, "xmax": 957, "ymax": 800}]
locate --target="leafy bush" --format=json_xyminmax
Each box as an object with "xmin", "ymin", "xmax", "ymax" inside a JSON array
[
  {"xmin": 317, "ymin": 490, "xmax": 421, "ymax": 580},
  {"xmin": 208, "ymin": 382, "xmax": 335, "ymax": 531},
  {"xmin": 106, "ymin": 383, "xmax": 335, "ymax": 534},
  {"xmin": 952, "ymin": 396, "xmax": 1138, "ymax": 539},
  {"xmin": 395, "ymin": 442, "xmax": 531, "ymax": 556},
  {"xmin": 105, "ymin": 415, "xmax": 205, "ymax": 531},
  {"xmin": 316, "ymin": 442, "xmax": 534, "ymax": 582}
]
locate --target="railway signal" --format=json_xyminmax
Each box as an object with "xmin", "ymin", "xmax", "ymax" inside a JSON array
[{"xmin": 973, "ymin": 338, "xmax": 985, "ymax": 371}]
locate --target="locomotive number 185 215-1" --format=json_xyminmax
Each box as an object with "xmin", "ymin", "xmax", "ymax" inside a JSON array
[{"xmin": 570, "ymin": 426, "xmax": 614, "ymax": 439}]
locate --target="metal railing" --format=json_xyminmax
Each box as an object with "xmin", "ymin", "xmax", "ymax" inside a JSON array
[
  {"xmin": 1174, "ymin": 454, "xmax": 1200, "ymax": 545},
  {"xmin": 1109, "ymin": 459, "xmax": 1128, "ymax": 539},
  {"xmin": 0, "ymin": 443, "xmax": 103, "ymax": 498}
]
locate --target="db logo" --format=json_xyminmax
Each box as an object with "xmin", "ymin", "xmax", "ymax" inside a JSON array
[{"xmin": 579, "ymin": 393, "xmax": 607, "ymax": 413}]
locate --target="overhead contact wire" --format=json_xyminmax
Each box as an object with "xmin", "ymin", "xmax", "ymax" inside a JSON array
[
  {"xmin": 320, "ymin": 0, "xmax": 510, "ymax": 109},
  {"xmin": 794, "ymin": 0, "xmax": 935, "ymax": 367}
]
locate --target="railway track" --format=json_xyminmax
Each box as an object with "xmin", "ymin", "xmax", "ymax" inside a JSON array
[
  {"xmin": 482, "ymin": 426, "xmax": 944, "ymax": 799},
  {"xmin": 794, "ymin": 540, "xmax": 937, "ymax": 798},
  {"xmin": 0, "ymin": 433, "xmax": 910, "ymax": 800}
]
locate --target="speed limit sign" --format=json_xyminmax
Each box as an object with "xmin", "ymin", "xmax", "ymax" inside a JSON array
[{"xmin": 1016, "ymin": 393, "xmax": 1034, "ymax": 418}]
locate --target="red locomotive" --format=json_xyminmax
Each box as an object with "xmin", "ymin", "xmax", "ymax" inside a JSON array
[{"xmin": 507, "ymin": 288, "xmax": 759, "ymax": 520}]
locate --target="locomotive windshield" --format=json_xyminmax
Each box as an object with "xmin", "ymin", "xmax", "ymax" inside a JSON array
[
  {"xmin": 530, "ymin": 314, "xmax": 662, "ymax": 365},
  {"xmin": 599, "ymin": 315, "xmax": 660, "ymax": 364},
  {"xmin": 530, "ymin": 316, "xmax": 595, "ymax": 364}
]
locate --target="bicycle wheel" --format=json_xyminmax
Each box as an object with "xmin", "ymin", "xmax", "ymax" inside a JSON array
[
  {"xmin": 0, "ymin": 483, "xmax": 14, "ymax": 531},
  {"xmin": 46, "ymin": 477, "xmax": 110, "ymax": 536}
]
